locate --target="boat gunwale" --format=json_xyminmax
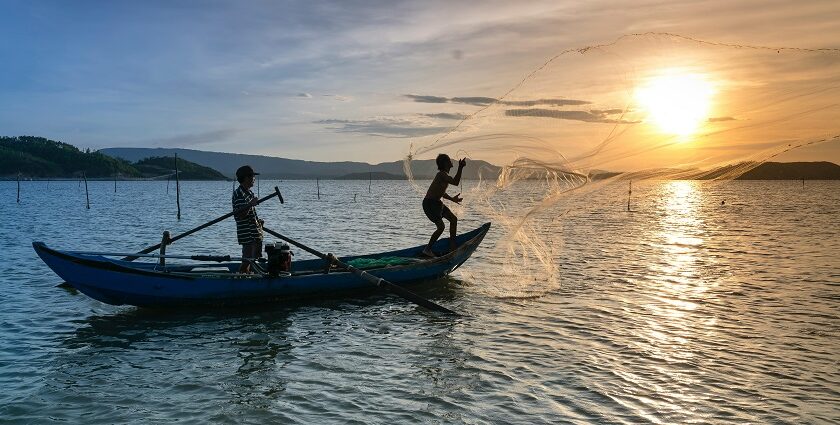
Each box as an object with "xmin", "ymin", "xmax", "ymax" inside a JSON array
[{"xmin": 33, "ymin": 222, "xmax": 491, "ymax": 282}]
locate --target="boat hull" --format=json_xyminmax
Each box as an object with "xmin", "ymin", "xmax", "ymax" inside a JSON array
[{"xmin": 33, "ymin": 223, "xmax": 490, "ymax": 307}]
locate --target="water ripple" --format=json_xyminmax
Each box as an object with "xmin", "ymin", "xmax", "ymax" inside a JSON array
[{"xmin": 0, "ymin": 180, "xmax": 838, "ymax": 423}]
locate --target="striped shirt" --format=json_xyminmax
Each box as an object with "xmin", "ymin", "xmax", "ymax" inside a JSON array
[{"xmin": 232, "ymin": 186, "xmax": 262, "ymax": 244}]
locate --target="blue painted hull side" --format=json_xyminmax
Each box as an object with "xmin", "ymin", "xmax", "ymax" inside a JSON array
[{"xmin": 34, "ymin": 223, "xmax": 490, "ymax": 307}]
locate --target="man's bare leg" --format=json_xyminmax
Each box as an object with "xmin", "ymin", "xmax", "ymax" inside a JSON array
[
  {"xmin": 423, "ymin": 220, "xmax": 445, "ymax": 257},
  {"xmin": 443, "ymin": 209, "xmax": 458, "ymax": 252}
]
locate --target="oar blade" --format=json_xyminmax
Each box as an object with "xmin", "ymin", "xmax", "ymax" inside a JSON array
[
  {"xmin": 329, "ymin": 253, "xmax": 460, "ymax": 315},
  {"xmin": 378, "ymin": 279, "xmax": 460, "ymax": 315}
]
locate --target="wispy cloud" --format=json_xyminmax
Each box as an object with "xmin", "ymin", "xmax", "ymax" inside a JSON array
[
  {"xmin": 503, "ymin": 99, "xmax": 592, "ymax": 107},
  {"xmin": 422, "ymin": 112, "xmax": 470, "ymax": 120},
  {"xmin": 505, "ymin": 108, "xmax": 639, "ymax": 124},
  {"xmin": 315, "ymin": 117, "xmax": 449, "ymax": 138},
  {"xmin": 405, "ymin": 94, "xmax": 591, "ymax": 107},
  {"xmin": 404, "ymin": 94, "xmax": 449, "ymax": 103},
  {"xmin": 323, "ymin": 94, "xmax": 352, "ymax": 102},
  {"xmin": 451, "ymin": 96, "xmax": 497, "ymax": 106},
  {"xmin": 140, "ymin": 129, "xmax": 240, "ymax": 147},
  {"xmin": 708, "ymin": 116, "xmax": 737, "ymax": 122}
]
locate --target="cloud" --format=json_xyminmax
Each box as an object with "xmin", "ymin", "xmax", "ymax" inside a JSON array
[
  {"xmin": 423, "ymin": 112, "xmax": 470, "ymax": 120},
  {"xmin": 504, "ymin": 99, "xmax": 592, "ymax": 107},
  {"xmin": 323, "ymin": 94, "xmax": 352, "ymax": 101},
  {"xmin": 315, "ymin": 117, "xmax": 449, "ymax": 138},
  {"xmin": 404, "ymin": 94, "xmax": 591, "ymax": 107},
  {"xmin": 590, "ymin": 108, "xmax": 624, "ymax": 115},
  {"xmin": 708, "ymin": 116, "xmax": 737, "ymax": 122},
  {"xmin": 142, "ymin": 129, "xmax": 240, "ymax": 147},
  {"xmin": 451, "ymin": 96, "xmax": 497, "ymax": 106},
  {"xmin": 405, "ymin": 94, "xmax": 449, "ymax": 103},
  {"xmin": 505, "ymin": 108, "xmax": 640, "ymax": 124}
]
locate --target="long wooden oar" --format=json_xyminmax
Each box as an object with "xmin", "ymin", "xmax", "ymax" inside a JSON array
[
  {"xmin": 261, "ymin": 226, "xmax": 459, "ymax": 315},
  {"xmin": 123, "ymin": 186, "xmax": 284, "ymax": 261},
  {"xmin": 74, "ymin": 251, "xmax": 239, "ymax": 262}
]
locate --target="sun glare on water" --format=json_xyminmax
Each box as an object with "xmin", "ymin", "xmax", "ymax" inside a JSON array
[{"xmin": 635, "ymin": 70, "xmax": 715, "ymax": 138}]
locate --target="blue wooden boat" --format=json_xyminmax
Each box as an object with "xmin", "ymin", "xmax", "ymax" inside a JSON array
[{"xmin": 33, "ymin": 223, "xmax": 490, "ymax": 308}]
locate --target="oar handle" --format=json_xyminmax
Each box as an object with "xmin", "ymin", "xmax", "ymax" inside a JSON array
[
  {"xmin": 262, "ymin": 226, "xmax": 459, "ymax": 315},
  {"xmin": 264, "ymin": 227, "xmax": 323, "ymax": 259},
  {"xmin": 123, "ymin": 186, "xmax": 284, "ymax": 261}
]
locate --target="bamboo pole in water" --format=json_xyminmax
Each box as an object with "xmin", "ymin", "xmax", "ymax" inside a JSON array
[
  {"xmin": 175, "ymin": 153, "xmax": 181, "ymax": 220},
  {"xmin": 317, "ymin": 178, "xmax": 320, "ymax": 199},
  {"xmin": 83, "ymin": 172, "xmax": 90, "ymax": 209},
  {"xmin": 158, "ymin": 231, "xmax": 170, "ymax": 267},
  {"xmin": 16, "ymin": 172, "xmax": 21, "ymax": 204},
  {"xmin": 369, "ymin": 171, "xmax": 372, "ymax": 193},
  {"xmin": 627, "ymin": 180, "xmax": 632, "ymax": 212}
]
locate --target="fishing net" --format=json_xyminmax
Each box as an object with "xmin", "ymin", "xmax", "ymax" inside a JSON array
[
  {"xmin": 402, "ymin": 33, "xmax": 840, "ymax": 298},
  {"xmin": 346, "ymin": 256, "xmax": 418, "ymax": 269}
]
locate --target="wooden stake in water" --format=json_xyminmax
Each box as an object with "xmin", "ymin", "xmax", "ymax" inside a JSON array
[
  {"xmin": 114, "ymin": 167, "xmax": 117, "ymax": 193},
  {"xmin": 627, "ymin": 180, "xmax": 632, "ymax": 212},
  {"xmin": 158, "ymin": 230, "xmax": 170, "ymax": 267},
  {"xmin": 83, "ymin": 172, "xmax": 90, "ymax": 209},
  {"xmin": 369, "ymin": 171, "xmax": 372, "ymax": 193},
  {"xmin": 16, "ymin": 172, "xmax": 21, "ymax": 204},
  {"xmin": 175, "ymin": 154, "xmax": 181, "ymax": 220},
  {"xmin": 317, "ymin": 178, "xmax": 320, "ymax": 200}
]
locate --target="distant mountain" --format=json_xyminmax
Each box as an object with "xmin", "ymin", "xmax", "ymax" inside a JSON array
[
  {"xmin": 336, "ymin": 171, "xmax": 406, "ymax": 180},
  {"xmin": 13, "ymin": 139, "xmax": 834, "ymax": 181},
  {"xmin": 736, "ymin": 161, "xmax": 840, "ymax": 180},
  {"xmin": 100, "ymin": 147, "xmax": 502, "ymax": 180},
  {"xmin": 1, "ymin": 136, "xmax": 227, "ymax": 179}
]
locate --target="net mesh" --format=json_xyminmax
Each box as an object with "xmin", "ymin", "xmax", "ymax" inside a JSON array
[{"xmin": 403, "ymin": 33, "xmax": 840, "ymax": 298}]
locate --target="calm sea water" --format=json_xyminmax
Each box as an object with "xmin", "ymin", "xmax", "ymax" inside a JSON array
[{"xmin": 0, "ymin": 179, "xmax": 838, "ymax": 424}]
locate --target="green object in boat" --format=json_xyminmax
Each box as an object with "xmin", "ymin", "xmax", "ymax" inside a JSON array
[{"xmin": 345, "ymin": 256, "xmax": 417, "ymax": 269}]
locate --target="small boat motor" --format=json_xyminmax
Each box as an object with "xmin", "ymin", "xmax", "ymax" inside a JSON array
[{"xmin": 265, "ymin": 243, "xmax": 293, "ymax": 276}]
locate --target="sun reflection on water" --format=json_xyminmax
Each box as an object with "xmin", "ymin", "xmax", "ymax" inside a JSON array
[{"xmin": 633, "ymin": 181, "xmax": 720, "ymax": 405}]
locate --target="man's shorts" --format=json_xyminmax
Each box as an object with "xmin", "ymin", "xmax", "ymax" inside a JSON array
[
  {"xmin": 422, "ymin": 198, "xmax": 452, "ymax": 223},
  {"xmin": 241, "ymin": 240, "xmax": 263, "ymax": 259}
]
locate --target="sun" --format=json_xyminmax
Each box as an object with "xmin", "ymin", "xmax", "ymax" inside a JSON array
[{"xmin": 635, "ymin": 69, "xmax": 715, "ymax": 138}]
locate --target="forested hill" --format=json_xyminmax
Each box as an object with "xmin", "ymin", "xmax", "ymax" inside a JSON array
[
  {"xmin": 1, "ymin": 136, "xmax": 138, "ymax": 178},
  {"xmin": 133, "ymin": 156, "xmax": 227, "ymax": 180},
  {"xmin": 1, "ymin": 136, "xmax": 226, "ymax": 179}
]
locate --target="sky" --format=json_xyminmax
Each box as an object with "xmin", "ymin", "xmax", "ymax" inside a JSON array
[{"xmin": 1, "ymin": 0, "xmax": 839, "ymax": 166}]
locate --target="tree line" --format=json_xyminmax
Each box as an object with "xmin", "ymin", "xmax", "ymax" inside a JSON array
[{"xmin": 1, "ymin": 136, "xmax": 226, "ymax": 179}]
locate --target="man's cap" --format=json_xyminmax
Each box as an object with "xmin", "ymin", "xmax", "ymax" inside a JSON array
[{"xmin": 236, "ymin": 165, "xmax": 260, "ymax": 181}]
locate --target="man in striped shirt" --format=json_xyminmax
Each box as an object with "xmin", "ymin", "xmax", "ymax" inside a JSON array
[{"xmin": 232, "ymin": 165, "xmax": 263, "ymax": 274}]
